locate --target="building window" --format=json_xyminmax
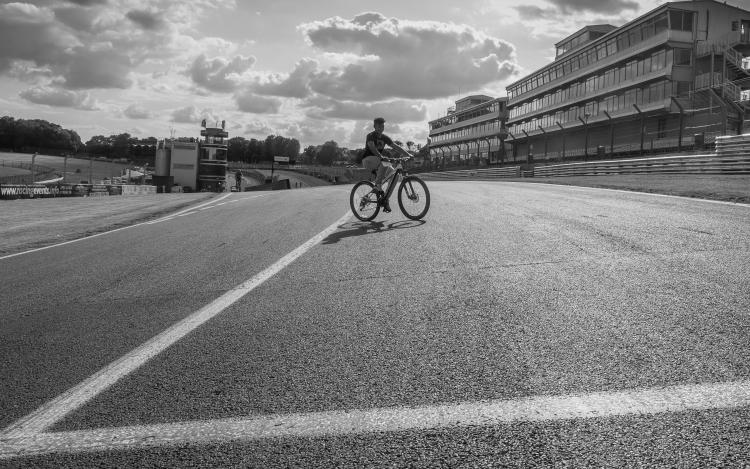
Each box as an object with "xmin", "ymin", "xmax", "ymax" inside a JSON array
[
  {"xmin": 674, "ymin": 48, "xmax": 691, "ymax": 66},
  {"xmin": 669, "ymin": 10, "xmax": 694, "ymax": 32},
  {"xmin": 657, "ymin": 118, "xmax": 666, "ymax": 139}
]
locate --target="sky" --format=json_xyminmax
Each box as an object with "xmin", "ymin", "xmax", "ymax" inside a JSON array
[{"xmin": 0, "ymin": 0, "xmax": 678, "ymax": 150}]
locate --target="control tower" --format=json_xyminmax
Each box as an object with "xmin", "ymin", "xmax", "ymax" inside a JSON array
[
  {"xmin": 153, "ymin": 120, "xmax": 229, "ymax": 192},
  {"xmin": 197, "ymin": 119, "xmax": 228, "ymax": 192}
]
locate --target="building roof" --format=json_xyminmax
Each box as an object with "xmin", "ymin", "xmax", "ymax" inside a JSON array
[
  {"xmin": 555, "ymin": 24, "xmax": 617, "ymax": 47},
  {"xmin": 507, "ymin": 0, "xmax": 750, "ymax": 90},
  {"xmin": 428, "ymin": 96, "xmax": 506, "ymax": 125}
]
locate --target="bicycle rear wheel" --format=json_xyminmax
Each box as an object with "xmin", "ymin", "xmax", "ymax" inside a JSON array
[
  {"xmin": 397, "ymin": 176, "xmax": 430, "ymax": 220},
  {"xmin": 350, "ymin": 181, "xmax": 381, "ymax": 221}
]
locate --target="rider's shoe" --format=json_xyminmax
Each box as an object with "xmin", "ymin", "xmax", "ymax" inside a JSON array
[{"xmin": 382, "ymin": 201, "xmax": 392, "ymax": 213}]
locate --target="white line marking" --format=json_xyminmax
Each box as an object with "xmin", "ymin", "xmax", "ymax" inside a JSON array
[
  {"xmin": 0, "ymin": 194, "xmax": 232, "ymax": 261},
  {"xmin": 497, "ymin": 181, "xmax": 750, "ymax": 208},
  {"xmin": 1, "ymin": 379, "xmax": 748, "ymax": 459},
  {"xmin": 0, "ymin": 210, "xmax": 352, "ymax": 440}
]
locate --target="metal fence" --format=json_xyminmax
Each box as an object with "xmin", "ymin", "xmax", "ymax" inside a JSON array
[{"xmin": 0, "ymin": 160, "xmax": 58, "ymax": 184}]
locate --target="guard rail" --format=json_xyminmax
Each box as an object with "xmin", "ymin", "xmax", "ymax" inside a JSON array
[
  {"xmin": 532, "ymin": 153, "xmax": 750, "ymax": 177},
  {"xmin": 417, "ymin": 166, "xmax": 522, "ymax": 181}
]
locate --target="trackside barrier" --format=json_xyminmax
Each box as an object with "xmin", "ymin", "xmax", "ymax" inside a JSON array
[
  {"xmin": 715, "ymin": 133, "xmax": 750, "ymax": 156},
  {"xmin": 529, "ymin": 133, "xmax": 750, "ymax": 178},
  {"xmin": 417, "ymin": 166, "xmax": 522, "ymax": 181},
  {"xmin": 532, "ymin": 153, "xmax": 750, "ymax": 177},
  {"xmin": 244, "ymin": 179, "xmax": 291, "ymax": 191},
  {"xmin": 0, "ymin": 183, "xmax": 126, "ymax": 200},
  {"xmin": 120, "ymin": 185, "xmax": 157, "ymax": 195}
]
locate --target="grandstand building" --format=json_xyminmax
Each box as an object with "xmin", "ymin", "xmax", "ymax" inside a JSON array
[
  {"xmin": 427, "ymin": 95, "xmax": 509, "ymax": 167},
  {"xmin": 504, "ymin": 0, "xmax": 750, "ymax": 161}
]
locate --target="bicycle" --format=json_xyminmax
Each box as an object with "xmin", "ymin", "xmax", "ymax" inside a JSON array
[{"xmin": 349, "ymin": 156, "xmax": 430, "ymax": 221}]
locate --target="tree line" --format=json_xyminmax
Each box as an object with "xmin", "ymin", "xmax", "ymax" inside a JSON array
[
  {"xmin": 227, "ymin": 135, "xmax": 300, "ymax": 163},
  {"xmin": 0, "ymin": 116, "xmax": 83, "ymax": 154},
  {"xmin": 1, "ymin": 115, "xmax": 428, "ymax": 167}
]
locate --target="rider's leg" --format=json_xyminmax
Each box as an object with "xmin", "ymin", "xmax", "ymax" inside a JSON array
[
  {"xmin": 375, "ymin": 162, "xmax": 394, "ymax": 212},
  {"xmin": 362, "ymin": 155, "xmax": 380, "ymax": 187},
  {"xmin": 373, "ymin": 162, "xmax": 392, "ymax": 191}
]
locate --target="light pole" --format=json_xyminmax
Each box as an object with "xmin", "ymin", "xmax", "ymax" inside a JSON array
[
  {"xmin": 578, "ymin": 112, "xmax": 591, "ymax": 160},
  {"xmin": 556, "ymin": 121, "xmax": 566, "ymax": 161}
]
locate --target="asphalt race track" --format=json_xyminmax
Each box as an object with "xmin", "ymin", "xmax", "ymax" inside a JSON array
[{"xmin": 1, "ymin": 181, "xmax": 749, "ymax": 467}]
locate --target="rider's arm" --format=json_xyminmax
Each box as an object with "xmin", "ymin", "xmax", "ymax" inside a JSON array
[{"xmin": 389, "ymin": 142, "xmax": 411, "ymax": 159}]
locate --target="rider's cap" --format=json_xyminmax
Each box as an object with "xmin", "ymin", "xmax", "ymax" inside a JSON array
[{"xmin": 374, "ymin": 117, "xmax": 385, "ymax": 125}]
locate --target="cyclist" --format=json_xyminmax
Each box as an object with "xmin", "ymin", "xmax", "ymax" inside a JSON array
[
  {"xmin": 234, "ymin": 169, "xmax": 242, "ymax": 190},
  {"xmin": 361, "ymin": 117, "xmax": 411, "ymax": 213}
]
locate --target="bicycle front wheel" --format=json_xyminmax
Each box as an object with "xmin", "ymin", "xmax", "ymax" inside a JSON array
[
  {"xmin": 350, "ymin": 181, "xmax": 381, "ymax": 221},
  {"xmin": 397, "ymin": 176, "xmax": 430, "ymax": 220}
]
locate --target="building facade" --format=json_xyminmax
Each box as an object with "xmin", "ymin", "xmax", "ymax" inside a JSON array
[
  {"xmin": 427, "ymin": 95, "xmax": 509, "ymax": 167},
  {"xmin": 153, "ymin": 121, "xmax": 228, "ymax": 192},
  {"xmin": 503, "ymin": 0, "xmax": 750, "ymax": 162}
]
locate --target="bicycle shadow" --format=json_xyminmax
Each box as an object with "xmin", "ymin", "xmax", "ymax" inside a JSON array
[{"xmin": 322, "ymin": 219, "xmax": 426, "ymax": 244}]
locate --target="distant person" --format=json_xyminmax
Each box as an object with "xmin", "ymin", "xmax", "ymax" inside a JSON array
[
  {"xmin": 361, "ymin": 117, "xmax": 411, "ymax": 212},
  {"xmin": 235, "ymin": 169, "xmax": 242, "ymax": 190}
]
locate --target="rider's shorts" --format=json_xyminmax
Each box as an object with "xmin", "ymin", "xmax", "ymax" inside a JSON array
[{"xmin": 362, "ymin": 154, "xmax": 381, "ymax": 172}]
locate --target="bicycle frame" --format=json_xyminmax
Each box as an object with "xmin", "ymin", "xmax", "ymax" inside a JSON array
[
  {"xmin": 351, "ymin": 155, "xmax": 429, "ymax": 221},
  {"xmin": 376, "ymin": 158, "xmax": 408, "ymax": 202}
]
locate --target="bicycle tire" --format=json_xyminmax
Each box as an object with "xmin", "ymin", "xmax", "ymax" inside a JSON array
[
  {"xmin": 397, "ymin": 176, "xmax": 430, "ymax": 220},
  {"xmin": 350, "ymin": 181, "xmax": 381, "ymax": 221}
]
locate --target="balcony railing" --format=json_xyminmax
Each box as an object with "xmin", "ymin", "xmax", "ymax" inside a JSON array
[
  {"xmin": 508, "ymin": 67, "xmax": 671, "ymax": 124},
  {"xmin": 696, "ymin": 42, "xmax": 750, "ymax": 73},
  {"xmin": 431, "ymin": 128, "xmax": 507, "ymax": 146},
  {"xmin": 508, "ymin": 29, "xmax": 679, "ymax": 105},
  {"xmin": 694, "ymin": 73, "xmax": 742, "ymax": 101}
]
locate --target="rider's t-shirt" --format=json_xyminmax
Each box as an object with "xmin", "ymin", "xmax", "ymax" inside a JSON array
[{"xmin": 363, "ymin": 131, "xmax": 393, "ymax": 158}]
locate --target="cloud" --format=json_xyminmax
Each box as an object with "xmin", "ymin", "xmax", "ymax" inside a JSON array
[
  {"xmin": 126, "ymin": 9, "xmax": 164, "ymax": 30},
  {"xmin": 305, "ymin": 98, "xmax": 427, "ymax": 122},
  {"xmin": 234, "ymin": 91, "xmax": 282, "ymax": 114},
  {"xmin": 64, "ymin": 47, "xmax": 133, "ymax": 89},
  {"xmin": 171, "ymin": 106, "xmax": 200, "ymax": 123},
  {"xmin": 123, "ymin": 104, "xmax": 152, "ymax": 119},
  {"xmin": 515, "ymin": 6, "xmax": 559, "ymax": 21},
  {"xmin": 19, "ymin": 86, "xmax": 99, "ymax": 110},
  {"xmin": 0, "ymin": 3, "xmax": 78, "ymax": 73},
  {"xmin": 251, "ymin": 59, "xmax": 317, "ymax": 98},
  {"xmin": 188, "ymin": 54, "xmax": 256, "ymax": 92},
  {"xmin": 0, "ymin": 1, "xmax": 237, "ymax": 90},
  {"xmin": 299, "ymin": 12, "xmax": 518, "ymax": 101},
  {"xmin": 242, "ymin": 120, "xmax": 276, "ymax": 139},
  {"xmin": 170, "ymin": 106, "xmax": 222, "ymax": 125},
  {"xmin": 544, "ymin": 0, "xmax": 639, "ymax": 15},
  {"xmin": 68, "ymin": 0, "xmax": 109, "ymax": 6}
]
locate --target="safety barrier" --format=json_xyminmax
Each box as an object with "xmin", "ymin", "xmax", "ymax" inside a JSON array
[
  {"xmin": 244, "ymin": 179, "xmax": 291, "ymax": 191},
  {"xmin": 527, "ymin": 133, "xmax": 750, "ymax": 178},
  {"xmin": 532, "ymin": 154, "xmax": 750, "ymax": 177},
  {"xmin": 715, "ymin": 133, "xmax": 750, "ymax": 156},
  {"xmin": 532, "ymin": 153, "xmax": 750, "ymax": 178},
  {"xmin": 1, "ymin": 183, "xmax": 125, "ymax": 200},
  {"xmin": 417, "ymin": 166, "xmax": 522, "ymax": 181},
  {"xmin": 120, "ymin": 185, "xmax": 157, "ymax": 195}
]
